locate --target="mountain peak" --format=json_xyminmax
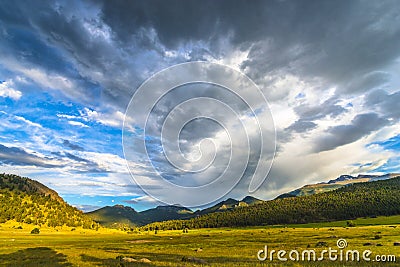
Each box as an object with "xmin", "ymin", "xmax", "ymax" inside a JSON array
[
  {"xmin": 241, "ymin": 196, "xmax": 262, "ymax": 205},
  {"xmin": 112, "ymin": 204, "xmax": 137, "ymax": 212},
  {"xmin": 327, "ymin": 174, "xmax": 355, "ymax": 184},
  {"xmin": 223, "ymin": 198, "xmax": 238, "ymax": 204}
]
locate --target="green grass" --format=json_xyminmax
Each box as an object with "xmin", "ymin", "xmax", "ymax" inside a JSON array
[
  {"xmin": 271, "ymin": 215, "xmax": 400, "ymax": 228},
  {"xmin": 0, "ymin": 219, "xmax": 399, "ymax": 266}
]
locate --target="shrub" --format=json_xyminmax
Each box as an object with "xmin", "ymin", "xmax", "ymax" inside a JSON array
[
  {"xmin": 30, "ymin": 228, "xmax": 40, "ymax": 234},
  {"xmin": 346, "ymin": 220, "xmax": 356, "ymax": 227}
]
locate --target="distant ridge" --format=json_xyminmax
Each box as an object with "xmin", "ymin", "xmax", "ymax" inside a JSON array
[
  {"xmin": 327, "ymin": 173, "xmax": 400, "ymax": 184},
  {"xmin": 86, "ymin": 196, "xmax": 263, "ymax": 227},
  {"xmin": 276, "ymin": 173, "xmax": 400, "ymax": 199}
]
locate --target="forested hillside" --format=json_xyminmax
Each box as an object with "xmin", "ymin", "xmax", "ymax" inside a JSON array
[
  {"xmin": 143, "ymin": 176, "xmax": 400, "ymax": 230},
  {"xmin": 0, "ymin": 173, "xmax": 98, "ymax": 229},
  {"xmin": 86, "ymin": 204, "xmax": 194, "ymax": 228},
  {"xmin": 86, "ymin": 204, "xmax": 138, "ymax": 228},
  {"xmin": 276, "ymin": 173, "xmax": 399, "ymax": 199},
  {"xmin": 86, "ymin": 197, "xmax": 263, "ymax": 228}
]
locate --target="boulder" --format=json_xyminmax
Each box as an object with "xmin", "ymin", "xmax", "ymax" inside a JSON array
[
  {"xmin": 139, "ymin": 258, "xmax": 151, "ymax": 263},
  {"xmin": 122, "ymin": 257, "xmax": 137, "ymax": 263}
]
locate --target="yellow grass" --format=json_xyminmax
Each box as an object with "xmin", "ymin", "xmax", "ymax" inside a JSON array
[{"xmin": 0, "ymin": 220, "xmax": 399, "ymax": 266}]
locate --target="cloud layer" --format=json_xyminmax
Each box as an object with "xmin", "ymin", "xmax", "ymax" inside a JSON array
[{"xmin": 0, "ymin": 0, "xmax": 399, "ymax": 208}]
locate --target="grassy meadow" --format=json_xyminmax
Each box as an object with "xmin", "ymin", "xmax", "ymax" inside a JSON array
[{"xmin": 0, "ymin": 217, "xmax": 400, "ymax": 266}]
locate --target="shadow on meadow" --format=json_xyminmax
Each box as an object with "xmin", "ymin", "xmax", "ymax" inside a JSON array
[
  {"xmin": 80, "ymin": 254, "xmax": 156, "ymax": 267},
  {"xmin": 80, "ymin": 251, "xmax": 257, "ymax": 266},
  {"xmin": 0, "ymin": 247, "xmax": 71, "ymax": 266}
]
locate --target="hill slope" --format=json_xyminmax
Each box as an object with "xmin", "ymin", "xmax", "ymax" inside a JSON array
[
  {"xmin": 0, "ymin": 173, "xmax": 97, "ymax": 228},
  {"xmin": 85, "ymin": 205, "xmax": 138, "ymax": 228},
  {"xmin": 143, "ymin": 176, "xmax": 400, "ymax": 230},
  {"xmin": 276, "ymin": 173, "xmax": 400, "ymax": 199},
  {"xmin": 0, "ymin": 173, "xmax": 63, "ymax": 201}
]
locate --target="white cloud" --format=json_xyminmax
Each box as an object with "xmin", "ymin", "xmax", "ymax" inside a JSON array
[
  {"xmin": 22, "ymin": 68, "xmax": 74, "ymax": 92},
  {"xmin": 14, "ymin": 115, "xmax": 43, "ymax": 128},
  {"xmin": 0, "ymin": 58, "xmax": 89, "ymax": 101},
  {"xmin": 68, "ymin": 120, "xmax": 89, "ymax": 128},
  {"xmin": 0, "ymin": 80, "xmax": 22, "ymax": 100},
  {"xmin": 80, "ymin": 107, "xmax": 125, "ymax": 128},
  {"xmin": 127, "ymin": 195, "xmax": 158, "ymax": 203},
  {"xmin": 57, "ymin": 114, "xmax": 80, "ymax": 120},
  {"xmin": 252, "ymin": 120, "xmax": 395, "ymax": 200},
  {"xmin": 81, "ymin": 151, "xmax": 129, "ymax": 173}
]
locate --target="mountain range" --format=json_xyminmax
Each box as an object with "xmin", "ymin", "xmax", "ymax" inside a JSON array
[
  {"xmin": 144, "ymin": 174, "xmax": 400, "ymax": 230},
  {"xmin": 85, "ymin": 196, "xmax": 262, "ymax": 228},
  {"xmin": 1, "ymin": 172, "xmax": 399, "ymax": 229},
  {"xmin": 86, "ymin": 173, "xmax": 399, "ymax": 228}
]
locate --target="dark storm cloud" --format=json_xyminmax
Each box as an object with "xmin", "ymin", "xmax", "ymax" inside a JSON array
[
  {"xmin": 365, "ymin": 89, "xmax": 400, "ymax": 119},
  {"xmin": 0, "ymin": 0, "xmax": 137, "ymax": 106},
  {"xmin": 314, "ymin": 113, "xmax": 389, "ymax": 153},
  {"xmin": 340, "ymin": 72, "xmax": 390, "ymax": 94},
  {"xmin": 98, "ymin": 0, "xmax": 400, "ymax": 102},
  {"xmin": 51, "ymin": 151, "xmax": 108, "ymax": 173},
  {"xmin": 285, "ymin": 120, "xmax": 317, "ymax": 134},
  {"xmin": 239, "ymin": 1, "xmax": 400, "ymax": 95},
  {"xmin": 2, "ymin": 0, "xmax": 399, "ymax": 107},
  {"xmin": 62, "ymin": 140, "xmax": 84, "ymax": 151},
  {"xmin": 98, "ymin": 0, "xmax": 351, "ymax": 52},
  {"xmin": 98, "ymin": 0, "xmax": 220, "ymax": 48},
  {"xmin": 0, "ymin": 144, "xmax": 58, "ymax": 168},
  {"xmin": 0, "ymin": 1, "xmax": 102, "ymax": 101},
  {"xmin": 294, "ymin": 97, "xmax": 347, "ymax": 121},
  {"xmin": 285, "ymin": 97, "xmax": 347, "ymax": 138}
]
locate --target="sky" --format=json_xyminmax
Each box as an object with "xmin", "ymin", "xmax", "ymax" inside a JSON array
[{"xmin": 0, "ymin": 0, "xmax": 400, "ymax": 212}]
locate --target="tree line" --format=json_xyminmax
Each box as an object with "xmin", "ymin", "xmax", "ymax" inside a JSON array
[{"xmin": 142, "ymin": 177, "xmax": 400, "ymax": 231}]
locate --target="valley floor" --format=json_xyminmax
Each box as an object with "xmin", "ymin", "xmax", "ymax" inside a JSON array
[{"xmin": 0, "ymin": 217, "xmax": 400, "ymax": 266}]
